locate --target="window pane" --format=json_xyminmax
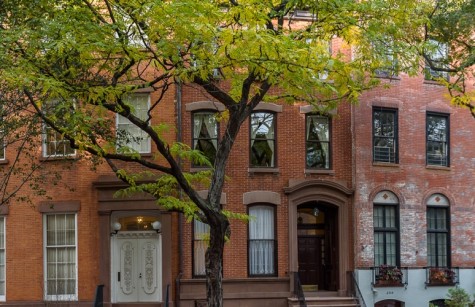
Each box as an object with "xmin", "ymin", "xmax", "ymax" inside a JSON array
[
  {"xmin": 116, "ymin": 94, "xmax": 151, "ymax": 153},
  {"xmin": 42, "ymin": 100, "xmax": 75, "ymax": 157},
  {"xmin": 427, "ymin": 114, "xmax": 449, "ymax": 166},
  {"xmin": 45, "ymin": 214, "xmax": 77, "ymax": 298},
  {"xmin": 427, "ymin": 206, "xmax": 449, "ymax": 267},
  {"xmin": 373, "ymin": 109, "xmax": 397, "ymax": 163},
  {"xmin": 374, "ymin": 202, "xmax": 399, "ymax": 266},
  {"xmin": 250, "ymin": 113, "xmax": 275, "ymax": 167},
  {"xmin": 249, "ymin": 206, "xmax": 275, "ymax": 275},
  {"xmin": 306, "ymin": 115, "xmax": 330, "ymax": 169},
  {"xmin": 193, "ymin": 112, "xmax": 218, "ymax": 166},
  {"xmin": 193, "ymin": 220, "xmax": 209, "ymax": 276}
]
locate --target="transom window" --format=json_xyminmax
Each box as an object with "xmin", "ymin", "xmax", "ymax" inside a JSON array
[
  {"xmin": 373, "ymin": 108, "xmax": 398, "ymax": 163},
  {"xmin": 426, "ymin": 113, "xmax": 449, "ymax": 167},
  {"xmin": 44, "ymin": 214, "xmax": 77, "ymax": 301},
  {"xmin": 427, "ymin": 194, "xmax": 450, "ymax": 267},
  {"xmin": 116, "ymin": 93, "xmax": 151, "ymax": 153},
  {"xmin": 192, "ymin": 112, "xmax": 218, "ymax": 166},
  {"xmin": 306, "ymin": 114, "xmax": 331, "ymax": 169},
  {"xmin": 248, "ymin": 205, "xmax": 276, "ymax": 276},
  {"xmin": 373, "ymin": 191, "xmax": 399, "ymax": 267},
  {"xmin": 193, "ymin": 220, "xmax": 209, "ymax": 277},
  {"xmin": 250, "ymin": 112, "xmax": 276, "ymax": 167}
]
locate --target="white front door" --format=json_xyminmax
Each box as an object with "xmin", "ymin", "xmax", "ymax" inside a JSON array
[{"xmin": 112, "ymin": 232, "xmax": 162, "ymax": 303}]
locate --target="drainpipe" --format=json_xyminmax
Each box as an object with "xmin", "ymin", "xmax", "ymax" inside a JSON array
[{"xmin": 175, "ymin": 79, "xmax": 183, "ymax": 307}]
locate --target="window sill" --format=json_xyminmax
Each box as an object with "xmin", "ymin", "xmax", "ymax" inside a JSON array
[
  {"xmin": 39, "ymin": 155, "xmax": 77, "ymax": 162},
  {"xmin": 305, "ymin": 169, "xmax": 335, "ymax": 175},
  {"xmin": 426, "ymin": 165, "xmax": 451, "ymax": 171},
  {"xmin": 372, "ymin": 162, "xmax": 399, "ymax": 168},
  {"xmin": 248, "ymin": 168, "xmax": 280, "ymax": 174},
  {"xmin": 0, "ymin": 159, "xmax": 9, "ymax": 165}
]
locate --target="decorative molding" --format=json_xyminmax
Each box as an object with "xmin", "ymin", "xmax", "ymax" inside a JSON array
[
  {"xmin": 185, "ymin": 101, "xmax": 225, "ymax": 112},
  {"xmin": 284, "ymin": 179, "xmax": 352, "ymax": 196},
  {"xmin": 299, "ymin": 105, "xmax": 337, "ymax": 115},
  {"xmin": 38, "ymin": 200, "xmax": 80, "ymax": 213},
  {"xmin": 243, "ymin": 191, "xmax": 281, "ymax": 205},
  {"xmin": 254, "ymin": 102, "xmax": 283, "ymax": 113},
  {"xmin": 197, "ymin": 190, "xmax": 227, "ymax": 205}
]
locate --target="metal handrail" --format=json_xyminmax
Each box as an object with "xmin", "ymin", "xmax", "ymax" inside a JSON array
[
  {"xmin": 93, "ymin": 284, "xmax": 104, "ymax": 307},
  {"xmin": 293, "ymin": 271, "xmax": 306, "ymax": 307}
]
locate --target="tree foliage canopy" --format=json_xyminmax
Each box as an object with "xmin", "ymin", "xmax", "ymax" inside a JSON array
[{"xmin": 0, "ymin": 0, "xmax": 473, "ymax": 305}]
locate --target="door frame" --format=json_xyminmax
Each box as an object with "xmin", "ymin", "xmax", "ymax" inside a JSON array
[{"xmin": 284, "ymin": 179, "xmax": 353, "ymax": 296}]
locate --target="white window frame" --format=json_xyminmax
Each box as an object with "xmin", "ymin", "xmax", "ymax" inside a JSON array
[
  {"xmin": 116, "ymin": 93, "xmax": 151, "ymax": 154},
  {"xmin": 42, "ymin": 100, "xmax": 76, "ymax": 158},
  {"xmin": 193, "ymin": 219, "xmax": 209, "ymax": 277},
  {"xmin": 248, "ymin": 205, "xmax": 276, "ymax": 276},
  {"xmin": 43, "ymin": 213, "xmax": 78, "ymax": 301},
  {"xmin": 0, "ymin": 217, "xmax": 5, "ymax": 301}
]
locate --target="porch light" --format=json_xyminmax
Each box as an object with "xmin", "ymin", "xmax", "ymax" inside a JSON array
[
  {"xmin": 152, "ymin": 221, "xmax": 161, "ymax": 233},
  {"xmin": 111, "ymin": 222, "xmax": 121, "ymax": 236},
  {"xmin": 313, "ymin": 208, "xmax": 319, "ymax": 217}
]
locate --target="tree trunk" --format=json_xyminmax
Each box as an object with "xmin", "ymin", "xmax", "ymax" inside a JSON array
[{"xmin": 205, "ymin": 213, "xmax": 229, "ymax": 307}]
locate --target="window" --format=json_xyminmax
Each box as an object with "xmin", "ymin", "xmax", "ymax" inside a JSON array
[
  {"xmin": 42, "ymin": 100, "xmax": 75, "ymax": 157},
  {"xmin": 306, "ymin": 114, "xmax": 331, "ymax": 169},
  {"xmin": 427, "ymin": 194, "xmax": 450, "ymax": 267},
  {"xmin": 193, "ymin": 220, "xmax": 209, "ymax": 277},
  {"xmin": 0, "ymin": 217, "xmax": 5, "ymax": 301},
  {"xmin": 250, "ymin": 112, "xmax": 276, "ymax": 167},
  {"xmin": 373, "ymin": 191, "xmax": 399, "ymax": 267},
  {"xmin": 426, "ymin": 113, "xmax": 449, "ymax": 167},
  {"xmin": 373, "ymin": 108, "xmax": 398, "ymax": 163},
  {"xmin": 192, "ymin": 112, "xmax": 218, "ymax": 166},
  {"xmin": 248, "ymin": 205, "xmax": 276, "ymax": 276},
  {"xmin": 44, "ymin": 214, "xmax": 77, "ymax": 301},
  {"xmin": 373, "ymin": 39, "xmax": 397, "ymax": 78},
  {"xmin": 116, "ymin": 93, "xmax": 151, "ymax": 153},
  {"xmin": 424, "ymin": 40, "xmax": 449, "ymax": 80}
]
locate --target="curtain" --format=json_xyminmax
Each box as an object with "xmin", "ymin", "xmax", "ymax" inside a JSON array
[
  {"xmin": 306, "ymin": 115, "xmax": 329, "ymax": 168},
  {"xmin": 249, "ymin": 206, "xmax": 275, "ymax": 275},
  {"xmin": 117, "ymin": 94, "xmax": 150, "ymax": 153},
  {"xmin": 46, "ymin": 214, "xmax": 76, "ymax": 296},
  {"xmin": 193, "ymin": 220, "xmax": 209, "ymax": 276},
  {"xmin": 250, "ymin": 113, "xmax": 275, "ymax": 167}
]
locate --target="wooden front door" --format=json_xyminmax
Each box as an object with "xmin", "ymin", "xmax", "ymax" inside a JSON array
[{"xmin": 298, "ymin": 236, "xmax": 324, "ymax": 287}]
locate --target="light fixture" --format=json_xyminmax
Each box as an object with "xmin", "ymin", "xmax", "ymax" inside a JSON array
[
  {"xmin": 110, "ymin": 222, "xmax": 121, "ymax": 236},
  {"xmin": 152, "ymin": 221, "xmax": 161, "ymax": 233},
  {"xmin": 313, "ymin": 207, "xmax": 319, "ymax": 217}
]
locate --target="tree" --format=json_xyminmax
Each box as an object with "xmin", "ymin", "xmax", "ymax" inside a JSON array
[
  {"xmin": 0, "ymin": 0, "xmax": 431, "ymax": 306},
  {"xmin": 421, "ymin": 0, "xmax": 475, "ymax": 118}
]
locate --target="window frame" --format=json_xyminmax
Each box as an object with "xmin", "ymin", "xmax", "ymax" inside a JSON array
[
  {"xmin": 305, "ymin": 114, "xmax": 331, "ymax": 170},
  {"xmin": 424, "ymin": 39, "xmax": 449, "ymax": 81},
  {"xmin": 249, "ymin": 112, "xmax": 277, "ymax": 168},
  {"xmin": 42, "ymin": 100, "xmax": 76, "ymax": 158},
  {"xmin": 426, "ymin": 112, "xmax": 450, "ymax": 167},
  {"xmin": 372, "ymin": 107, "xmax": 398, "ymax": 164},
  {"xmin": 427, "ymin": 205, "xmax": 451, "ymax": 268},
  {"xmin": 192, "ymin": 219, "xmax": 210, "ymax": 278},
  {"xmin": 191, "ymin": 110, "xmax": 219, "ymax": 168},
  {"xmin": 247, "ymin": 204, "xmax": 277, "ymax": 277},
  {"xmin": 373, "ymin": 39, "xmax": 398, "ymax": 78},
  {"xmin": 373, "ymin": 201, "xmax": 400, "ymax": 267},
  {"xmin": 116, "ymin": 93, "xmax": 151, "ymax": 154},
  {"xmin": 43, "ymin": 213, "xmax": 78, "ymax": 301}
]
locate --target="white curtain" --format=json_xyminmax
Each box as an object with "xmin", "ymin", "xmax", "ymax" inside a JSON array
[
  {"xmin": 193, "ymin": 220, "xmax": 209, "ymax": 276},
  {"xmin": 46, "ymin": 214, "xmax": 76, "ymax": 296},
  {"xmin": 249, "ymin": 206, "xmax": 275, "ymax": 275},
  {"xmin": 193, "ymin": 113, "xmax": 218, "ymax": 150}
]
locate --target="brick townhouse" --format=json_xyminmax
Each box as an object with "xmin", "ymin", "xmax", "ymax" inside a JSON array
[{"xmin": 0, "ymin": 29, "xmax": 474, "ymax": 307}]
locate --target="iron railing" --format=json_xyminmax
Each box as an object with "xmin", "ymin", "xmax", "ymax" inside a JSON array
[
  {"xmin": 425, "ymin": 267, "xmax": 459, "ymax": 288},
  {"xmin": 350, "ymin": 271, "xmax": 367, "ymax": 307},
  {"xmin": 293, "ymin": 271, "xmax": 306, "ymax": 307},
  {"xmin": 93, "ymin": 284, "xmax": 104, "ymax": 307}
]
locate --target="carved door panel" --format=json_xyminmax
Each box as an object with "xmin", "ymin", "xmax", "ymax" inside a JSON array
[{"xmin": 113, "ymin": 235, "xmax": 162, "ymax": 303}]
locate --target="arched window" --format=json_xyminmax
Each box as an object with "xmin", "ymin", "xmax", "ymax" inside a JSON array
[
  {"xmin": 373, "ymin": 191, "xmax": 400, "ymax": 266},
  {"xmin": 427, "ymin": 194, "xmax": 450, "ymax": 267},
  {"xmin": 248, "ymin": 205, "xmax": 276, "ymax": 276}
]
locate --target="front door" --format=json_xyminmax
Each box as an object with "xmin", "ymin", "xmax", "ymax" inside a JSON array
[
  {"xmin": 297, "ymin": 202, "xmax": 338, "ymax": 291},
  {"xmin": 298, "ymin": 236, "xmax": 323, "ymax": 287},
  {"xmin": 112, "ymin": 233, "xmax": 162, "ymax": 303}
]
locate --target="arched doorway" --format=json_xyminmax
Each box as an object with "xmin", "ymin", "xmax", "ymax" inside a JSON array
[
  {"xmin": 297, "ymin": 202, "xmax": 338, "ymax": 291},
  {"xmin": 284, "ymin": 179, "xmax": 353, "ymax": 296}
]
